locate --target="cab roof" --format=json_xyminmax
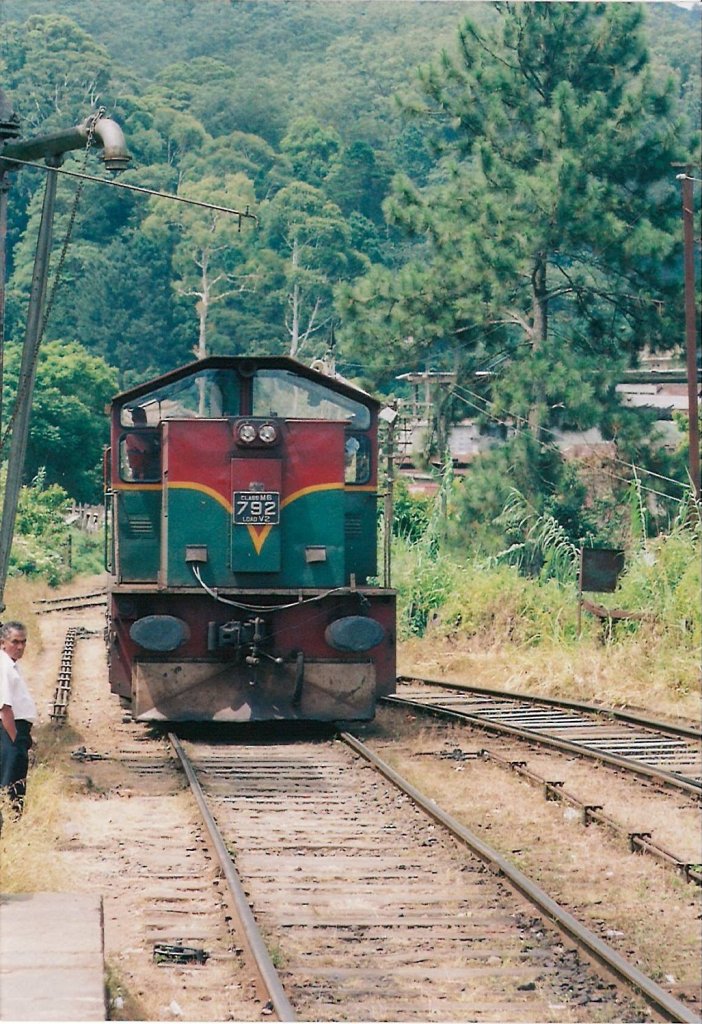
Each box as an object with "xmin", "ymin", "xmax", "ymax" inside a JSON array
[{"xmin": 111, "ymin": 355, "xmax": 378, "ymax": 409}]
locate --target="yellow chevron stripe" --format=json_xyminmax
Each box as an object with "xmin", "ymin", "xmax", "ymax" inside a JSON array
[
  {"xmin": 155, "ymin": 480, "xmax": 372, "ymax": 557},
  {"xmin": 168, "ymin": 481, "xmax": 232, "ymax": 512},
  {"xmin": 281, "ymin": 482, "xmax": 343, "ymax": 508},
  {"xmin": 247, "ymin": 523, "xmax": 273, "ymax": 553}
]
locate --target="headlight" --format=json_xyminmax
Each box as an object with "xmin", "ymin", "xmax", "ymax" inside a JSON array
[
  {"xmin": 234, "ymin": 419, "xmax": 281, "ymax": 448},
  {"xmin": 258, "ymin": 423, "xmax": 278, "ymax": 444},
  {"xmin": 238, "ymin": 422, "xmax": 257, "ymax": 443}
]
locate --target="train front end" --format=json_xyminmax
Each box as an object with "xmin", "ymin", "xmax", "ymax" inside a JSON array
[{"xmin": 106, "ymin": 356, "xmax": 396, "ymax": 722}]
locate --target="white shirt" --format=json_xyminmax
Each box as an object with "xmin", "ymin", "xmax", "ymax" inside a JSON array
[{"xmin": 0, "ymin": 649, "xmax": 38, "ymax": 723}]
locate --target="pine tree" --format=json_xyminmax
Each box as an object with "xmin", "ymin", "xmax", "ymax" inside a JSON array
[{"xmin": 340, "ymin": 2, "xmax": 693, "ymax": 439}]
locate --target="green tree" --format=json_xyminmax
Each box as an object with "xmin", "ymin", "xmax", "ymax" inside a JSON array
[
  {"xmin": 1, "ymin": 14, "xmax": 113, "ymax": 133},
  {"xmin": 340, "ymin": 2, "xmax": 691, "ymax": 437},
  {"xmin": 257, "ymin": 182, "xmax": 363, "ymax": 358},
  {"xmin": 134, "ymin": 91, "xmax": 208, "ymax": 170},
  {"xmin": 279, "ymin": 117, "xmax": 342, "ymax": 188},
  {"xmin": 2, "ymin": 340, "xmax": 117, "ymax": 502},
  {"xmin": 325, "ymin": 140, "xmax": 391, "ymax": 223},
  {"xmin": 142, "ymin": 172, "xmax": 257, "ymax": 360},
  {"xmin": 5, "ymin": 468, "xmax": 73, "ymax": 586}
]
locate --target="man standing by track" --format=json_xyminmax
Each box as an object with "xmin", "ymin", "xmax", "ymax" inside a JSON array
[{"xmin": 0, "ymin": 621, "xmax": 37, "ymax": 818}]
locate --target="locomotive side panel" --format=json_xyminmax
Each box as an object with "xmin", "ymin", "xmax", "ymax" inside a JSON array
[{"xmin": 114, "ymin": 488, "xmax": 161, "ymax": 582}]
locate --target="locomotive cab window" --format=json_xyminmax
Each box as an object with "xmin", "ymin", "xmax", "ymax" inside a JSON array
[
  {"xmin": 119, "ymin": 430, "xmax": 161, "ymax": 483},
  {"xmin": 345, "ymin": 433, "xmax": 371, "ymax": 484},
  {"xmin": 119, "ymin": 369, "xmax": 241, "ymax": 426},
  {"xmin": 253, "ymin": 369, "xmax": 371, "ymax": 429}
]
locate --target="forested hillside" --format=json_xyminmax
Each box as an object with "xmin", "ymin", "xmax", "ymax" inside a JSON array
[{"xmin": 0, "ymin": 1, "xmax": 699, "ymax": 537}]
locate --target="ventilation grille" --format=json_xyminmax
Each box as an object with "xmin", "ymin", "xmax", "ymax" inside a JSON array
[
  {"xmin": 345, "ymin": 513, "xmax": 363, "ymax": 539},
  {"xmin": 127, "ymin": 515, "xmax": 156, "ymax": 537}
]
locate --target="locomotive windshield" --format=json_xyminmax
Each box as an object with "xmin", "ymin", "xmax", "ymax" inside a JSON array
[
  {"xmin": 253, "ymin": 369, "xmax": 371, "ymax": 428},
  {"xmin": 119, "ymin": 368, "xmax": 241, "ymax": 426},
  {"xmin": 119, "ymin": 365, "xmax": 371, "ymax": 429}
]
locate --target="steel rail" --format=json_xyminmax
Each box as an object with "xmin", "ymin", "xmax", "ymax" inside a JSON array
[
  {"xmin": 480, "ymin": 748, "xmax": 702, "ymax": 886},
  {"xmin": 383, "ymin": 694, "xmax": 702, "ymax": 797},
  {"xmin": 33, "ymin": 589, "xmax": 106, "ymax": 605},
  {"xmin": 341, "ymin": 731, "xmax": 701, "ymax": 1024},
  {"xmin": 398, "ymin": 675, "xmax": 702, "ymax": 742},
  {"xmin": 36, "ymin": 598, "xmax": 107, "ymax": 614},
  {"xmin": 49, "ymin": 627, "xmax": 77, "ymax": 722},
  {"xmin": 168, "ymin": 734, "xmax": 297, "ymax": 1023}
]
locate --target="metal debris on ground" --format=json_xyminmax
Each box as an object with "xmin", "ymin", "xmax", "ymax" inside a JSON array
[
  {"xmin": 153, "ymin": 944, "xmax": 210, "ymax": 965},
  {"xmin": 70, "ymin": 747, "xmax": 106, "ymax": 761}
]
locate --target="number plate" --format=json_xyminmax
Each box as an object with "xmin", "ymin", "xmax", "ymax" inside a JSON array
[{"xmin": 233, "ymin": 491, "xmax": 280, "ymax": 525}]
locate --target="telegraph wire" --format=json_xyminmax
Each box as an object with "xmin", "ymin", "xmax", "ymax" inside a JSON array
[
  {"xmin": 452, "ymin": 385, "xmax": 684, "ymax": 506},
  {"xmin": 449, "ymin": 383, "xmax": 687, "ymax": 505},
  {"xmin": 451, "ymin": 379, "xmax": 679, "ymax": 492},
  {"xmin": 453, "ymin": 379, "xmax": 688, "ymax": 490}
]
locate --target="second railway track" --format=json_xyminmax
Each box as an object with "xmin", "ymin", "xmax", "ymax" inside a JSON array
[{"xmin": 390, "ymin": 677, "xmax": 702, "ymax": 795}]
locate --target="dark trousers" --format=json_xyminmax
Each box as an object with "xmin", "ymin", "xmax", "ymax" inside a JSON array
[{"xmin": 0, "ymin": 719, "xmax": 32, "ymax": 814}]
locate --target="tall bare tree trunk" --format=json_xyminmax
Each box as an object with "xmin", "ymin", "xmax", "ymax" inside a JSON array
[
  {"xmin": 289, "ymin": 237, "xmax": 300, "ymax": 357},
  {"xmin": 528, "ymin": 254, "xmax": 548, "ymax": 438},
  {"xmin": 197, "ymin": 250, "xmax": 209, "ymax": 360},
  {"xmin": 197, "ymin": 251, "xmax": 209, "ymax": 415}
]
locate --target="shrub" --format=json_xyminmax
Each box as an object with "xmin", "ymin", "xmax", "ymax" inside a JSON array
[
  {"xmin": 393, "ymin": 537, "xmax": 458, "ymax": 637},
  {"xmin": 69, "ymin": 529, "xmax": 106, "ymax": 577},
  {"xmin": 393, "ymin": 479, "xmax": 432, "ymax": 543},
  {"xmin": 438, "ymin": 561, "xmax": 579, "ymax": 646},
  {"xmin": 616, "ymin": 521, "xmax": 701, "ymax": 645}
]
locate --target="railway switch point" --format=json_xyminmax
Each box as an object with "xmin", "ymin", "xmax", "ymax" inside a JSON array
[{"xmin": 0, "ymin": 892, "xmax": 106, "ymax": 1021}]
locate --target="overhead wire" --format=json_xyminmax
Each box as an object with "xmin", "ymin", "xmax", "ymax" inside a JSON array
[
  {"xmin": 448, "ymin": 380, "xmax": 688, "ymax": 504},
  {"xmin": 452, "ymin": 385, "xmax": 683, "ymax": 506},
  {"xmin": 0, "ymin": 126, "xmax": 257, "ymax": 458},
  {"xmin": 0, "ymin": 115, "xmax": 106, "ymax": 457},
  {"xmin": 454, "ymin": 376, "xmax": 688, "ymax": 490}
]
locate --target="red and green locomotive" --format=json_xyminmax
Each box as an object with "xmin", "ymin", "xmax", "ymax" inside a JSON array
[{"xmin": 105, "ymin": 355, "xmax": 396, "ymax": 722}]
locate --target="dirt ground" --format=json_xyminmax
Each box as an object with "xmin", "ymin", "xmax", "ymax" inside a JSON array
[
  {"xmin": 10, "ymin": 576, "xmax": 701, "ymax": 1022},
  {"xmin": 26, "ymin": 589, "xmax": 266, "ymax": 1022}
]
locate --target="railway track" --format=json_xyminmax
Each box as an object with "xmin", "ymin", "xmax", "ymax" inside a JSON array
[
  {"xmin": 172, "ymin": 732, "xmax": 699, "ymax": 1023},
  {"xmin": 390, "ymin": 677, "xmax": 702, "ymax": 796},
  {"xmin": 34, "ymin": 589, "xmax": 107, "ymax": 613},
  {"xmin": 36, "ymin": 611, "xmax": 700, "ymax": 1020}
]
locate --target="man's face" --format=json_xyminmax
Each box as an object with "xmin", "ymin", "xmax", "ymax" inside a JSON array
[{"xmin": 2, "ymin": 630, "xmax": 27, "ymax": 661}]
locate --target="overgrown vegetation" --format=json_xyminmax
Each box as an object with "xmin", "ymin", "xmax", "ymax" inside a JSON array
[
  {"xmin": 0, "ymin": 764, "xmax": 69, "ymax": 892},
  {"xmin": 1, "ymin": 468, "xmax": 104, "ymax": 586},
  {"xmin": 393, "ymin": 483, "xmax": 701, "ymax": 712}
]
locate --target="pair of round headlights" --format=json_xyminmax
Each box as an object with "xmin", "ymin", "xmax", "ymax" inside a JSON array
[{"xmin": 236, "ymin": 420, "xmax": 278, "ymax": 445}]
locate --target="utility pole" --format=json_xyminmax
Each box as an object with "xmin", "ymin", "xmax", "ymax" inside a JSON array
[
  {"xmin": 379, "ymin": 405, "xmax": 398, "ymax": 588},
  {"xmin": 677, "ymin": 170, "xmax": 701, "ymax": 500},
  {"xmin": 0, "ymin": 96, "xmax": 130, "ymax": 610},
  {"xmin": 0, "ymin": 89, "xmax": 21, "ymax": 446}
]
